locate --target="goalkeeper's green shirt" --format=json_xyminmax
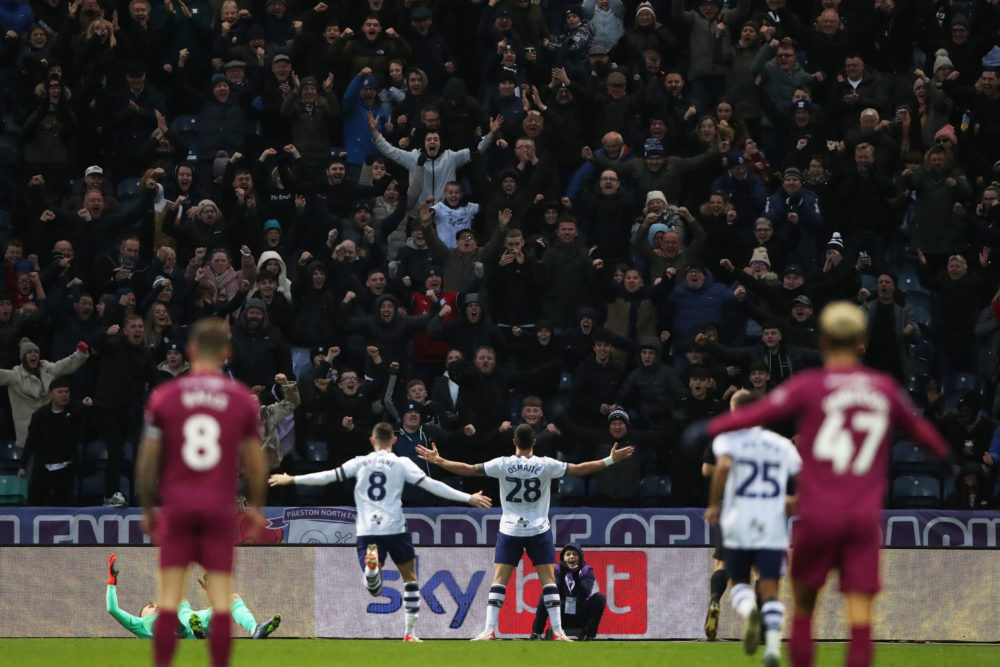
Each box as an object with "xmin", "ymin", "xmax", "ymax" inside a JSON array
[{"xmin": 106, "ymin": 585, "xmax": 195, "ymax": 639}]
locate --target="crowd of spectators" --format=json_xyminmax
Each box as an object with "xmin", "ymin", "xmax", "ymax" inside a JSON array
[{"xmin": 2, "ymin": 0, "xmax": 1000, "ymax": 510}]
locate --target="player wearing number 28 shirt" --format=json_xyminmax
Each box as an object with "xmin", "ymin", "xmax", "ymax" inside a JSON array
[
  {"xmin": 136, "ymin": 319, "xmax": 269, "ymax": 667},
  {"xmin": 701, "ymin": 302, "xmax": 948, "ymax": 667}
]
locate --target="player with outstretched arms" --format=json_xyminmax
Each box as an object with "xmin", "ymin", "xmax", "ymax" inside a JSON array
[
  {"xmin": 688, "ymin": 302, "xmax": 948, "ymax": 667},
  {"xmin": 704, "ymin": 390, "xmax": 801, "ymax": 667},
  {"xmin": 268, "ymin": 421, "xmax": 491, "ymax": 642},
  {"xmin": 135, "ymin": 319, "xmax": 269, "ymax": 667},
  {"xmin": 417, "ymin": 422, "xmax": 634, "ymax": 641}
]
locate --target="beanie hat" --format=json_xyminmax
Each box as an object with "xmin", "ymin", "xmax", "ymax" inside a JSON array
[
  {"xmin": 933, "ymin": 49, "xmax": 954, "ymax": 73},
  {"xmin": 244, "ymin": 297, "xmax": 267, "ymax": 313},
  {"xmin": 643, "ymin": 138, "xmax": 665, "ymax": 157},
  {"xmin": 826, "ymin": 232, "xmax": 845, "ymax": 254},
  {"xmin": 197, "ymin": 199, "xmax": 220, "ymax": 213},
  {"xmin": 635, "ymin": 1, "xmax": 655, "ymax": 19},
  {"xmin": 19, "ymin": 341, "xmax": 39, "ymax": 360},
  {"xmin": 647, "ymin": 222, "xmax": 671, "ymax": 248},
  {"xmin": 783, "ymin": 166, "xmax": 802, "ymax": 180},
  {"xmin": 934, "ymin": 124, "xmax": 958, "ymax": 144},
  {"xmin": 645, "ymin": 190, "xmax": 667, "ymax": 207},
  {"xmin": 951, "ymin": 14, "xmax": 970, "ymax": 29},
  {"xmin": 608, "ymin": 408, "xmax": 629, "ymax": 425},
  {"xmin": 210, "ymin": 73, "xmax": 228, "ymax": 87},
  {"xmin": 263, "ymin": 219, "xmax": 282, "ymax": 232},
  {"xmin": 750, "ymin": 247, "xmax": 771, "ymax": 267}
]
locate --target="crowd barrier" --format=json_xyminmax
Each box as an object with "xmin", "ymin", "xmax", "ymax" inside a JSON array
[{"xmin": 1, "ymin": 545, "xmax": 994, "ymax": 641}]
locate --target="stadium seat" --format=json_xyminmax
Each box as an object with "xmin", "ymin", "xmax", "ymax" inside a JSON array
[
  {"xmin": 0, "ymin": 474, "xmax": 27, "ymax": 505},
  {"xmin": 116, "ymin": 178, "xmax": 143, "ymax": 203},
  {"xmin": 905, "ymin": 373, "xmax": 930, "ymax": 409},
  {"xmin": 171, "ymin": 115, "xmax": 202, "ymax": 156},
  {"xmin": 82, "ymin": 441, "xmax": 132, "ymax": 475},
  {"xmin": 891, "ymin": 440, "xmax": 936, "ymax": 475},
  {"xmin": 941, "ymin": 373, "xmax": 981, "ymax": 396},
  {"xmin": 860, "ymin": 273, "xmax": 877, "ymax": 291},
  {"xmin": 0, "ymin": 132, "xmax": 19, "ymax": 151},
  {"xmin": 558, "ymin": 372, "xmax": 572, "ymax": 393},
  {"xmin": 553, "ymin": 476, "xmax": 585, "ymax": 507},
  {"xmin": 908, "ymin": 341, "xmax": 934, "ymax": 377},
  {"xmin": 305, "ymin": 440, "xmax": 328, "ymax": 462},
  {"xmin": 638, "ymin": 475, "xmax": 672, "ymax": 507},
  {"xmin": 0, "ymin": 440, "xmax": 20, "ymax": 474},
  {"xmin": 891, "ymin": 474, "xmax": 941, "ymax": 509},
  {"xmin": 79, "ymin": 472, "xmax": 131, "ymax": 506},
  {"xmin": 294, "ymin": 483, "xmax": 329, "ymax": 506},
  {"xmin": 898, "ymin": 270, "xmax": 929, "ymax": 296},
  {"xmin": 905, "ymin": 292, "xmax": 934, "ymax": 331}
]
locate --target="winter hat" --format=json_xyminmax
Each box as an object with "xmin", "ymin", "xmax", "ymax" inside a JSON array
[
  {"xmin": 783, "ymin": 167, "xmax": 802, "ymax": 180},
  {"xmin": 608, "ymin": 408, "xmax": 629, "ymax": 425},
  {"xmin": 19, "ymin": 341, "xmax": 39, "ymax": 360},
  {"xmin": 647, "ymin": 222, "xmax": 671, "ymax": 247},
  {"xmin": 410, "ymin": 5, "xmax": 432, "ymax": 20},
  {"xmin": 934, "ymin": 124, "xmax": 958, "ymax": 144},
  {"xmin": 361, "ymin": 75, "xmax": 378, "ymax": 89},
  {"xmin": 210, "ymin": 73, "xmax": 228, "ymax": 87},
  {"xmin": 495, "ymin": 5, "xmax": 512, "ymax": 18},
  {"xmin": 750, "ymin": 247, "xmax": 771, "ymax": 267},
  {"xmin": 792, "ymin": 295, "xmax": 813, "ymax": 307},
  {"xmin": 263, "ymin": 219, "xmax": 282, "ymax": 232},
  {"xmin": 353, "ymin": 200, "xmax": 373, "ymax": 213},
  {"xmin": 588, "ymin": 44, "xmax": 609, "ymax": 55},
  {"xmin": 13, "ymin": 259, "xmax": 34, "ymax": 274},
  {"xmin": 933, "ymin": 49, "xmax": 954, "ymax": 73},
  {"xmin": 403, "ymin": 401, "xmax": 421, "ymax": 414},
  {"xmin": 958, "ymin": 390, "xmax": 981, "ymax": 412},
  {"xmin": 645, "ymin": 190, "xmax": 667, "ymax": 207},
  {"xmin": 153, "ymin": 275, "xmax": 172, "ymax": 290},
  {"xmin": 114, "ymin": 287, "xmax": 134, "ymax": 300},
  {"xmin": 197, "ymin": 199, "xmax": 220, "ymax": 213},
  {"xmin": 638, "ymin": 337, "xmax": 660, "ymax": 351},
  {"xmin": 635, "ymin": 1, "xmax": 655, "ymax": 19},
  {"xmin": 825, "ymin": 232, "xmax": 845, "ymax": 254},
  {"xmin": 784, "ymin": 264, "xmax": 804, "ymax": 276},
  {"xmin": 643, "ymin": 138, "xmax": 665, "ymax": 157},
  {"xmin": 951, "ymin": 14, "xmax": 970, "ymax": 30},
  {"xmin": 244, "ymin": 298, "xmax": 267, "ymax": 314},
  {"xmin": 726, "ymin": 150, "xmax": 746, "ymax": 167},
  {"xmin": 983, "ymin": 45, "xmax": 1000, "ymax": 68},
  {"xmin": 606, "ymin": 71, "xmax": 627, "ymax": 86},
  {"xmin": 300, "ymin": 76, "xmax": 319, "ymax": 89}
]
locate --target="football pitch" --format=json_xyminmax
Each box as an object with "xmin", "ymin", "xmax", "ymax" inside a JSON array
[{"xmin": 2, "ymin": 639, "xmax": 997, "ymax": 666}]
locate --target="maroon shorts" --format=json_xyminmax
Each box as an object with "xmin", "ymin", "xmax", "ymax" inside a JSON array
[
  {"xmin": 158, "ymin": 506, "xmax": 236, "ymax": 572},
  {"xmin": 790, "ymin": 514, "xmax": 881, "ymax": 594}
]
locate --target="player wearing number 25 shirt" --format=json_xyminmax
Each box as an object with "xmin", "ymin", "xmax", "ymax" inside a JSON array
[
  {"xmin": 417, "ymin": 424, "xmax": 635, "ymax": 642},
  {"xmin": 699, "ymin": 302, "xmax": 948, "ymax": 667},
  {"xmin": 136, "ymin": 319, "xmax": 269, "ymax": 667}
]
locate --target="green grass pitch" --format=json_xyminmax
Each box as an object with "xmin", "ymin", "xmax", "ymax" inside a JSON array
[{"xmin": 2, "ymin": 639, "xmax": 997, "ymax": 666}]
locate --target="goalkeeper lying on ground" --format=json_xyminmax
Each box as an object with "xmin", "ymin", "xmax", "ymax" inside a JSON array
[{"xmin": 106, "ymin": 553, "xmax": 281, "ymax": 639}]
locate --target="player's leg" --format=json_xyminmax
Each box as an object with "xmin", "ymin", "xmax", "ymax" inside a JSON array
[
  {"xmin": 582, "ymin": 591, "xmax": 605, "ymax": 640},
  {"xmin": 844, "ymin": 593, "xmax": 876, "ymax": 667},
  {"xmin": 356, "ymin": 537, "xmax": 384, "ymax": 596},
  {"xmin": 154, "ymin": 566, "xmax": 187, "ymax": 667},
  {"xmin": 725, "ymin": 549, "xmax": 759, "ymax": 654},
  {"xmin": 177, "ymin": 600, "xmax": 197, "ymax": 639},
  {"xmin": 705, "ymin": 532, "xmax": 728, "ymax": 641},
  {"xmin": 790, "ymin": 580, "xmax": 819, "ymax": 667},
  {"xmin": 531, "ymin": 531, "xmax": 570, "ymax": 641},
  {"xmin": 232, "ymin": 593, "xmax": 281, "ymax": 639},
  {"xmin": 202, "ymin": 570, "xmax": 234, "ymax": 667},
  {"xmin": 755, "ymin": 551, "xmax": 785, "ymax": 667},
  {"xmin": 475, "ymin": 536, "xmax": 519, "ymax": 640},
  {"xmin": 789, "ymin": 518, "xmax": 838, "ymax": 667},
  {"xmin": 397, "ymin": 560, "xmax": 422, "ymax": 642}
]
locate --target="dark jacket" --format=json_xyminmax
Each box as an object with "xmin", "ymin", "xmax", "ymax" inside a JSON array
[
  {"xmin": 92, "ymin": 332, "xmax": 159, "ymax": 410},
  {"xmin": 531, "ymin": 543, "xmax": 600, "ymax": 634},
  {"xmin": 230, "ymin": 299, "xmax": 293, "ymax": 387}
]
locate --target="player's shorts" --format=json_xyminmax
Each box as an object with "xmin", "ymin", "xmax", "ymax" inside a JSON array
[
  {"xmin": 494, "ymin": 530, "xmax": 555, "ymax": 566},
  {"xmin": 724, "ymin": 548, "xmax": 786, "ymax": 581},
  {"xmin": 791, "ymin": 514, "xmax": 881, "ymax": 594},
  {"xmin": 710, "ymin": 525, "xmax": 724, "ymax": 562},
  {"xmin": 356, "ymin": 533, "xmax": 415, "ymax": 570},
  {"xmin": 158, "ymin": 506, "xmax": 235, "ymax": 572}
]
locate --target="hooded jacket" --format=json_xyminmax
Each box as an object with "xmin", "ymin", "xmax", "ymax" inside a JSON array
[
  {"xmin": 230, "ymin": 297, "xmax": 293, "ymax": 387},
  {"xmin": 338, "ymin": 293, "xmax": 433, "ymax": 364}
]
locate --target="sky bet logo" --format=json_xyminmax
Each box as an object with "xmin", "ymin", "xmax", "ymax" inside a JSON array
[{"xmin": 362, "ymin": 551, "xmax": 647, "ymax": 634}]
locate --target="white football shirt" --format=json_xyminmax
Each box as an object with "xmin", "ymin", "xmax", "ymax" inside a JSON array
[
  {"xmin": 712, "ymin": 426, "xmax": 802, "ymax": 550},
  {"xmin": 484, "ymin": 455, "xmax": 568, "ymax": 536}
]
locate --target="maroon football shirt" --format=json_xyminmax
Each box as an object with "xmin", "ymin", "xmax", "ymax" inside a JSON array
[
  {"xmin": 707, "ymin": 366, "xmax": 948, "ymax": 519},
  {"xmin": 144, "ymin": 372, "xmax": 259, "ymax": 512}
]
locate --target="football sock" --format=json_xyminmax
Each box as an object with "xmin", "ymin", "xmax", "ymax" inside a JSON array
[
  {"xmin": 542, "ymin": 584, "xmax": 563, "ymax": 633},
  {"xmin": 404, "ymin": 581, "xmax": 420, "ymax": 635},
  {"xmin": 761, "ymin": 599, "xmax": 784, "ymax": 656},
  {"xmin": 209, "ymin": 611, "xmax": 232, "ymax": 667},
  {"xmin": 709, "ymin": 568, "xmax": 729, "ymax": 604},
  {"xmin": 485, "ymin": 584, "xmax": 505, "ymax": 631},
  {"xmin": 153, "ymin": 609, "xmax": 179, "ymax": 667},
  {"xmin": 365, "ymin": 564, "xmax": 382, "ymax": 597},
  {"xmin": 847, "ymin": 624, "xmax": 873, "ymax": 667},
  {"xmin": 790, "ymin": 614, "xmax": 813, "ymax": 667},
  {"xmin": 731, "ymin": 583, "xmax": 756, "ymax": 619},
  {"xmin": 231, "ymin": 598, "xmax": 257, "ymax": 634}
]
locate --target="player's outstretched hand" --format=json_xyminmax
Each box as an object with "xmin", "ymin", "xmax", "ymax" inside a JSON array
[
  {"xmin": 107, "ymin": 553, "xmax": 119, "ymax": 585},
  {"xmin": 468, "ymin": 491, "xmax": 492, "ymax": 509},
  {"xmin": 704, "ymin": 504, "xmax": 720, "ymax": 526},
  {"xmin": 610, "ymin": 442, "xmax": 635, "ymax": 463},
  {"xmin": 680, "ymin": 420, "xmax": 710, "ymax": 455},
  {"xmin": 141, "ymin": 508, "xmax": 157, "ymax": 540},
  {"xmin": 415, "ymin": 442, "xmax": 442, "ymax": 465},
  {"xmin": 269, "ymin": 473, "xmax": 294, "ymax": 486}
]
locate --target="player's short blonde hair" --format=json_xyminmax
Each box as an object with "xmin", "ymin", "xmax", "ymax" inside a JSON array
[
  {"xmin": 819, "ymin": 301, "xmax": 867, "ymax": 347},
  {"xmin": 190, "ymin": 318, "xmax": 231, "ymax": 359},
  {"xmin": 729, "ymin": 389, "xmax": 756, "ymax": 410},
  {"xmin": 372, "ymin": 422, "xmax": 394, "ymax": 444}
]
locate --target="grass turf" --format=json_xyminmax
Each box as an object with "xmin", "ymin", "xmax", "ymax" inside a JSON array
[{"xmin": 1, "ymin": 639, "xmax": 997, "ymax": 666}]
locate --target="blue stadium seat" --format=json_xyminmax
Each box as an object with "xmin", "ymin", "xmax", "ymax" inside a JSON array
[
  {"xmin": 898, "ymin": 270, "xmax": 929, "ymax": 296},
  {"xmin": 0, "ymin": 132, "xmax": 19, "ymax": 151},
  {"xmin": 0, "ymin": 440, "xmax": 20, "ymax": 474},
  {"xmin": 891, "ymin": 474, "xmax": 941, "ymax": 509},
  {"xmin": 79, "ymin": 472, "xmax": 131, "ymax": 506},
  {"xmin": 905, "ymin": 373, "xmax": 930, "ymax": 409},
  {"xmin": 891, "ymin": 440, "xmax": 936, "ymax": 475},
  {"xmin": 860, "ymin": 273, "xmax": 877, "ymax": 291},
  {"xmin": 558, "ymin": 372, "xmax": 572, "ymax": 393},
  {"xmin": 942, "ymin": 373, "xmax": 981, "ymax": 396},
  {"xmin": 639, "ymin": 475, "xmax": 672, "ymax": 507},
  {"xmin": 171, "ymin": 115, "xmax": 202, "ymax": 156},
  {"xmin": 553, "ymin": 476, "xmax": 585, "ymax": 507},
  {"xmin": 306, "ymin": 440, "xmax": 328, "ymax": 462},
  {"xmin": 116, "ymin": 178, "xmax": 143, "ymax": 202},
  {"xmin": 905, "ymin": 292, "xmax": 934, "ymax": 331},
  {"xmin": 0, "ymin": 474, "xmax": 27, "ymax": 505}
]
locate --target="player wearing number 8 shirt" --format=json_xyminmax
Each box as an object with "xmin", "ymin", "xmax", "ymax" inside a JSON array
[
  {"xmin": 698, "ymin": 302, "xmax": 948, "ymax": 667},
  {"xmin": 268, "ymin": 422, "xmax": 492, "ymax": 642},
  {"xmin": 417, "ymin": 424, "xmax": 635, "ymax": 642},
  {"xmin": 136, "ymin": 319, "xmax": 269, "ymax": 667}
]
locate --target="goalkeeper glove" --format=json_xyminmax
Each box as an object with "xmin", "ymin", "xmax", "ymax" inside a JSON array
[{"xmin": 108, "ymin": 553, "xmax": 119, "ymax": 585}]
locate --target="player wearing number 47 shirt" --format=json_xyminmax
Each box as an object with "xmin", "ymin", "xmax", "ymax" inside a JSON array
[
  {"xmin": 417, "ymin": 424, "xmax": 635, "ymax": 642},
  {"xmin": 269, "ymin": 422, "xmax": 492, "ymax": 642},
  {"xmin": 689, "ymin": 302, "xmax": 948, "ymax": 667},
  {"xmin": 136, "ymin": 319, "xmax": 270, "ymax": 667},
  {"xmin": 705, "ymin": 389, "xmax": 801, "ymax": 667}
]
